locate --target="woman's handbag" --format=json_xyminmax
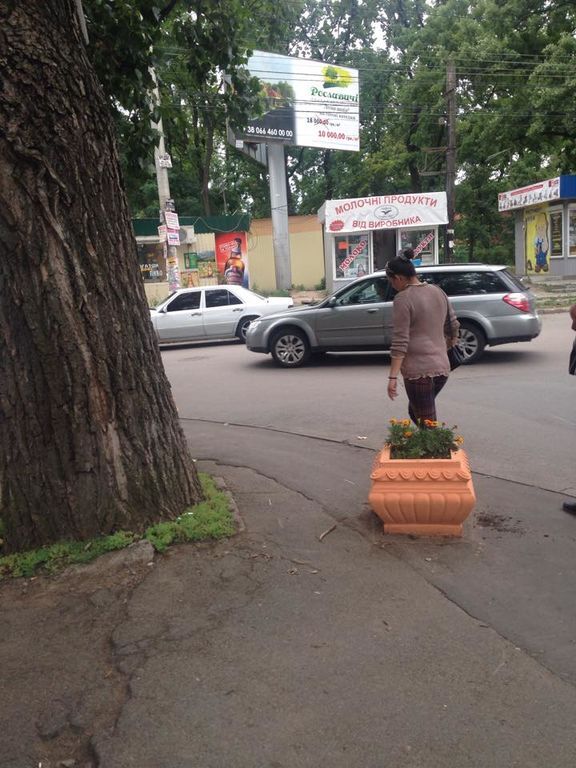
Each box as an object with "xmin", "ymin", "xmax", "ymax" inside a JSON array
[
  {"xmin": 448, "ymin": 343, "xmax": 465, "ymax": 371},
  {"xmin": 444, "ymin": 293, "xmax": 464, "ymax": 370},
  {"xmin": 570, "ymin": 342, "xmax": 576, "ymax": 375}
]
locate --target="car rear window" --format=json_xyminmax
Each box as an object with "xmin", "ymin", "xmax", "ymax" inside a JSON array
[
  {"xmin": 205, "ymin": 289, "xmax": 244, "ymax": 308},
  {"xmin": 419, "ymin": 271, "xmax": 506, "ymax": 296},
  {"xmin": 499, "ymin": 269, "xmax": 527, "ymax": 291}
]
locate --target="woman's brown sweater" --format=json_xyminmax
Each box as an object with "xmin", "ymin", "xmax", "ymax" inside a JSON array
[{"xmin": 390, "ymin": 282, "xmax": 460, "ymax": 379}]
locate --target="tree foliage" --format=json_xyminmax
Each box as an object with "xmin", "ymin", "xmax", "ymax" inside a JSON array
[{"xmin": 86, "ymin": 0, "xmax": 576, "ymax": 254}]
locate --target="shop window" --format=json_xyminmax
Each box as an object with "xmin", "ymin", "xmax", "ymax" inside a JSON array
[
  {"xmin": 569, "ymin": 209, "xmax": 576, "ymax": 257},
  {"xmin": 400, "ymin": 230, "xmax": 435, "ymax": 265},
  {"xmin": 334, "ymin": 235, "xmax": 370, "ymax": 279},
  {"xmin": 549, "ymin": 208, "xmax": 563, "ymax": 259}
]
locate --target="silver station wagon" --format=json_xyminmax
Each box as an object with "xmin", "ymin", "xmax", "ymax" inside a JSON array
[{"xmin": 245, "ymin": 264, "xmax": 541, "ymax": 368}]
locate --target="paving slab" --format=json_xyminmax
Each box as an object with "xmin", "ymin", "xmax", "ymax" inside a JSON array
[
  {"xmin": 2, "ymin": 425, "xmax": 576, "ymax": 768},
  {"xmin": 92, "ymin": 465, "xmax": 576, "ymax": 768}
]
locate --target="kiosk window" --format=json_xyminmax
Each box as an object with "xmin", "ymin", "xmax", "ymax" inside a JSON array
[
  {"xmin": 569, "ymin": 209, "xmax": 576, "ymax": 257},
  {"xmin": 334, "ymin": 235, "xmax": 370, "ymax": 279},
  {"xmin": 549, "ymin": 209, "xmax": 563, "ymax": 259}
]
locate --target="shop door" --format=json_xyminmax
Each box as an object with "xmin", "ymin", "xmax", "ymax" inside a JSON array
[{"xmin": 373, "ymin": 230, "xmax": 397, "ymax": 271}]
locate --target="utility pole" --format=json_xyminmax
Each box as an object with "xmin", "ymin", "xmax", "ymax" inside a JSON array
[
  {"xmin": 151, "ymin": 71, "xmax": 180, "ymax": 290},
  {"xmin": 267, "ymin": 143, "xmax": 292, "ymax": 290},
  {"xmin": 445, "ymin": 60, "xmax": 456, "ymax": 263}
]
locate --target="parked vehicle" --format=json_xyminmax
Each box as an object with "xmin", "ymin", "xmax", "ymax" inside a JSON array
[
  {"xmin": 245, "ymin": 264, "xmax": 541, "ymax": 368},
  {"xmin": 150, "ymin": 286, "xmax": 293, "ymax": 344}
]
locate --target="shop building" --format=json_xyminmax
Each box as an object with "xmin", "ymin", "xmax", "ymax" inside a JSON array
[
  {"xmin": 133, "ymin": 213, "xmax": 324, "ymax": 303},
  {"xmin": 318, "ymin": 192, "xmax": 448, "ymax": 293},
  {"xmin": 498, "ymin": 175, "xmax": 576, "ymax": 278}
]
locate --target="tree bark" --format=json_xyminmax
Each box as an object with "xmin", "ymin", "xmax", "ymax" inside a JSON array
[{"xmin": 0, "ymin": 0, "xmax": 203, "ymax": 552}]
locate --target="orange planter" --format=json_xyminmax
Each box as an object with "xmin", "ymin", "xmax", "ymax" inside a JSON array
[{"xmin": 369, "ymin": 446, "xmax": 476, "ymax": 537}]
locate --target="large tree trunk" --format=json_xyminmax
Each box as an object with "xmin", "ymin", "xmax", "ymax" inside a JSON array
[{"xmin": 0, "ymin": 0, "xmax": 203, "ymax": 553}]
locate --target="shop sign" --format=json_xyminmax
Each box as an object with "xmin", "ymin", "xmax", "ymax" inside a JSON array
[
  {"xmin": 324, "ymin": 193, "xmax": 448, "ymax": 233},
  {"xmin": 498, "ymin": 177, "xmax": 560, "ymax": 211}
]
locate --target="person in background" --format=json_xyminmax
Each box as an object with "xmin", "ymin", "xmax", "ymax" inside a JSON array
[
  {"xmin": 562, "ymin": 303, "xmax": 576, "ymax": 514},
  {"xmin": 386, "ymin": 257, "xmax": 459, "ymax": 424}
]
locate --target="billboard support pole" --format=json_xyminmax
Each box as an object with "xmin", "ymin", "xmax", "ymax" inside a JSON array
[{"xmin": 268, "ymin": 142, "xmax": 292, "ymax": 291}]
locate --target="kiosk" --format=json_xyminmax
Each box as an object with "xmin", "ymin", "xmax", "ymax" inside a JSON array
[
  {"xmin": 498, "ymin": 175, "xmax": 576, "ymax": 278},
  {"xmin": 318, "ymin": 192, "xmax": 448, "ymax": 293}
]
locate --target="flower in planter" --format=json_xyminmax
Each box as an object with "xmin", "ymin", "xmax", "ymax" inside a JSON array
[{"xmin": 386, "ymin": 418, "xmax": 464, "ymax": 460}]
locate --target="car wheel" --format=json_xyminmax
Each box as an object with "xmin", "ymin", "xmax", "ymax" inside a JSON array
[
  {"xmin": 236, "ymin": 316, "xmax": 258, "ymax": 343},
  {"xmin": 457, "ymin": 321, "xmax": 486, "ymax": 364},
  {"xmin": 270, "ymin": 328, "xmax": 311, "ymax": 368}
]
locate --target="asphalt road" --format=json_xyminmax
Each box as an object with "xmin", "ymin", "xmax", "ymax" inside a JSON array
[{"xmin": 161, "ymin": 311, "xmax": 575, "ymax": 496}]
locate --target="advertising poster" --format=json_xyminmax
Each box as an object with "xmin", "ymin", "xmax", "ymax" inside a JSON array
[
  {"xmin": 236, "ymin": 51, "xmax": 359, "ymax": 152},
  {"xmin": 215, "ymin": 232, "xmax": 249, "ymax": 288},
  {"xmin": 549, "ymin": 210, "xmax": 563, "ymax": 258},
  {"xmin": 524, "ymin": 208, "xmax": 550, "ymax": 274},
  {"xmin": 196, "ymin": 251, "xmax": 218, "ymax": 285},
  {"xmin": 570, "ymin": 210, "xmax": 576, "ymax": 257},
  {"xmin": 137, "ymin": 243, "xmax": 166, "ymax": 282}
]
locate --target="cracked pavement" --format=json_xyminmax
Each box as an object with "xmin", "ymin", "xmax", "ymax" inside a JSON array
[{"xmin": 2, "ymin": 423, "xmax": 576, "ymax": 767}]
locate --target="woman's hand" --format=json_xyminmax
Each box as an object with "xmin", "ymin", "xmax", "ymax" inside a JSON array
[
  {"xmin": 447, "ymin": 336, "xmax": 459, "ymax": 349},
  {"xmin": 387, "ymin": 378, "xmax": 398, "ymax": 400}
]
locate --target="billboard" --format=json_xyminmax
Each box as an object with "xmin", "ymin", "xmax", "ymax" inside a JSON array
[{"xmin": 236, "ymin": 51, "xmax": 359, "ymax": 152}]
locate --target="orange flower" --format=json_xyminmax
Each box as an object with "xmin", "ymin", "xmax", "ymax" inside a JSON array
[
  {"xmin": 455, "ymin": 436, "xmax": 464, "ymax": 445},
  {"xmin": 403, "ymin": 431, "xmax": 413, "ymax": 438}
]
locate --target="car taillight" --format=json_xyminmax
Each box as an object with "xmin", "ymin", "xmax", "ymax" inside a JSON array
[{"xmin": 503, "ymin": 293, "xmax": 530, "ymax": 312}]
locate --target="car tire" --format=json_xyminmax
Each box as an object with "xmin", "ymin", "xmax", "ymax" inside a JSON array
[
  {"xmin": 457, "ymin": 320, "xmax": 486, "ymax": 364},
  {"xmin": 236, "ymin": 316, "xmax": 258, "ymax": 343},
  {"xmin": 270, "ymin": 327, "xmax": 311, "ymax": 368}
]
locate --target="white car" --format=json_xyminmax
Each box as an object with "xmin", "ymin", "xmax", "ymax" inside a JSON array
[{"xmin": 149, "ymin": 285, "xmax": 294, "ymax": 344}]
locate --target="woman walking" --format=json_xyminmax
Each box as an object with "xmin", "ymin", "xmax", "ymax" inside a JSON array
[{"xmin": 385, "ymin": 257, "xmax": 460, "ymax": 424}]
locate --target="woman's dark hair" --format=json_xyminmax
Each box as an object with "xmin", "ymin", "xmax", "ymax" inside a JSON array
[
  {"xmin": 402, "ymin": 247, "xmax": 415, "ymax": 260},
  {"xmin": 385, "ymin": 257, "xmax": 416, "ymax": 278}
]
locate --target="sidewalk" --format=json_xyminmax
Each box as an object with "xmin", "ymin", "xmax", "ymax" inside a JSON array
[{"xmin": 2, "ymin": 427, "xmax": 576, "ymax": 767}]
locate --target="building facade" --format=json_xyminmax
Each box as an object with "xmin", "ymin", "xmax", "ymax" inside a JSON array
[
  {"xmin": 498, "ymin": 175, "xmax": 576, "ymax": 278},
  {"xmin": 134, "ymin": 214, "xmax": 324, "ymax": 303}
]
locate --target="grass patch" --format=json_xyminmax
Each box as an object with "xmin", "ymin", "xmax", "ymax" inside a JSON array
[
  {"xmin": 535, "ymin": 295, "xmax": 576, "ymax": 309},
  {"xmin": 0, "ymin": 473, "xmax": 235, "ymax": 580}
]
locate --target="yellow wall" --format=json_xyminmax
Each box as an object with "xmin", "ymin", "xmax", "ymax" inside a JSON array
[{"xmin": 248, "ymin": 215, "xmax": 324, "ymax": 291}]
